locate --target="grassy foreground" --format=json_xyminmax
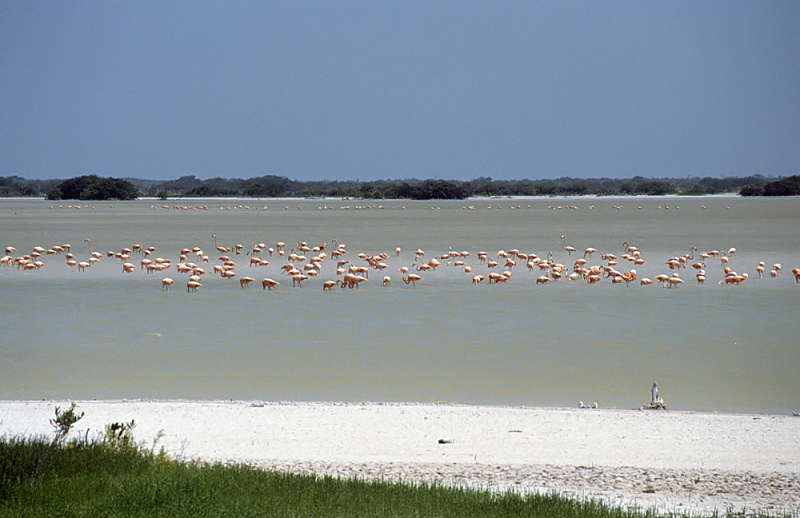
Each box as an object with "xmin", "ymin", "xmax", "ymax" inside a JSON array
[
  {"xmin": 0, "ymin": 436, "xmax": 656, "ymax": 518},
  {"xmin": 0, "ymin": 405, "xmax": 792, "ymax": 518}
]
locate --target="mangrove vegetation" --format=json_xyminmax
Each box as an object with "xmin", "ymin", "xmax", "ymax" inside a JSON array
[{"xmin": 0, "ymin": 173, "xmax": 796, "ymax": 200}]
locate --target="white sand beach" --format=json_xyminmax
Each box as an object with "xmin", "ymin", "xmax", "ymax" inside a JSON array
[{"xmin": 2, "ymin": 400, "xmax": 798, "ymax": 515}]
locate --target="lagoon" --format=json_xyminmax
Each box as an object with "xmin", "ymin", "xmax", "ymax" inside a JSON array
[{"xmin": 1, "ymin": 196, "xmax": 798, "ymax": 413}]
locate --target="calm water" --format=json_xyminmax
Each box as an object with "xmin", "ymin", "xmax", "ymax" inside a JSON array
[{"xmin": 1, "ymin": 196, "xmax": 798, "ymax": 414}]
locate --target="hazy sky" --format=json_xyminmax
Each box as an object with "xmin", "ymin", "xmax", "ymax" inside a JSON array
[{"xmin": 2, "ymin": 2, "xmax": 798, "ymax": 182}]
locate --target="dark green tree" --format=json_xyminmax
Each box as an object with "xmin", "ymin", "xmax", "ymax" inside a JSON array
[{"xmin": 55, "ymin": 175, "xmax": 138, "ymax": 200}]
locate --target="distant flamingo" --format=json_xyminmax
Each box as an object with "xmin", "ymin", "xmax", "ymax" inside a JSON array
[
  {"xmin": 666, "ymin": 274, "xmax": 684, "ymax": 288},
  {"xmin": 654, "ymin": 274, "xmax": 669, "ymax": 286},
  {"xmin": 561, "ymin": 236, "xmax": 576, "ymax": 255},
  {"xmin": 162, "ymin": 278, "xmax": 175, "ymax": 291},
  {"xmin": 291, "ymin": 273, "xmax": 309, "ymax": 287},
  {"xmin": 84, "ymin": 239, "xmax": 103, "ymax": 260},
  {"xmin": 262, "ymin": 278, "xmax": 279, "ymax": 290},
  {"xmin": 240, "ymin": 276, "xmax": 255, "ymax": 288},
  {"xmin": 402, "ymin": 273, "xmax": 422, "ymax": 288},
  {"xmin": 212, "ymin": 235, "xmax": 230, "ymax": 254},
  {"xmin": 187, "ymin": 281, "xmax": 202, "ymax": 292},
  {"xmin": 342, "ymin": 273, "xmax": 367, "ymax": 288}
]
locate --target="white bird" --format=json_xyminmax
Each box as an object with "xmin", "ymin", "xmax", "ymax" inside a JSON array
[{"xmin": 651, "ymin": 382, "xmax": 659, "ymax": 403}]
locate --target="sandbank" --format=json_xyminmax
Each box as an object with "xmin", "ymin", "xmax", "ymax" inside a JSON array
[{"xmin": 2, "ymin": 400, "xmax": 798, "ymax": 515}]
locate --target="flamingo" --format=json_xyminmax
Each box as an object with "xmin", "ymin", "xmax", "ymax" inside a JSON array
[
  {"xmin": 212, "ymin": 235, "xmax": 230, "ymax": 254},
  {"xmin": 654, "ymin": 274, "xmax": 670, "ymax": 286},
  {"xmin": 162, "ymin": 278, "xmax": 175, "ymax": 291},
  {"xmin": 342, "ymin": 273, "xmax": 368, "ymax": 288},
  {"xmin": 291, "ymin": 273, "xmax": 309, "ymax": 287},
  {"xmin": 323, "ymin": 279, "xmax": 340, "ymax": 290},
  {"xmin": 240, "ymin": 276, "xmax": 255, "ymax": 288},
  {"xmin": 666, "ymin": 273, "xmax": 684, "ymax": 288},
  {"xmin": 187, "ymin": 280, "xmax": 202, "ymax": 292},
  {"xmin": 488, "ymin": 272, "xmax": 505, "ymax": 284},
  {"xmin": 84, "ymin": 239, "xmax": 103, "ymax": 260},
  {"xmin": 561, "ymin": 236, "xmax": 576, "ymax": 255},
  {"xmin": 262, "ymin": 278, "xmax": 279, "ymax": 290},
  {"xmin": 402, "ymin": 274, "xmax": 422, "ymax": 288}
]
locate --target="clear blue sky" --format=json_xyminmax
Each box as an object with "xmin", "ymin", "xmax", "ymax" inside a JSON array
[{"xmin": 2, "ymin": 1, "xmax": 798, "ymax": 182}]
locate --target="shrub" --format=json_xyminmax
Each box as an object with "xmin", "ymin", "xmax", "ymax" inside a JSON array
[{"xmin": 49, "ymin": 402, "xmax": 84, "ymax": 444}]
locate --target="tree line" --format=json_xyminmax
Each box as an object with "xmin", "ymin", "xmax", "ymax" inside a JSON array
[{"xmin": 0, "ymin": 173, "xmax": 796, "ymax": 200}]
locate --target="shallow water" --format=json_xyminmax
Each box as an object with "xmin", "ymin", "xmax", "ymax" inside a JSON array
[{"xmin": 1, "ymin": 196, "xmax": 798, "ymax": 413}]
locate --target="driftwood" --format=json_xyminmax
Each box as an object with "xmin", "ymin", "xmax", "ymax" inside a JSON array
[{"xmin": 642, "ymin": 401, "xmax": 667, "ymax": 410}]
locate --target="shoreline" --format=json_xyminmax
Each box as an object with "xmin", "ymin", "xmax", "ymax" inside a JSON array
[{"xmin": 2, "ymin": 400, "xmax": 799, "ymax": 515}]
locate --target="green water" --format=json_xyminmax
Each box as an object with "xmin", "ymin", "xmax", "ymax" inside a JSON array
[{"xmin": 1, "ymin": 196, "xmax": 798, "ymax": 413}]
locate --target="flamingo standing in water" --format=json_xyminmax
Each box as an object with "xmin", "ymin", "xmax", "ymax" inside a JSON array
[
  {"xmin": 402, "ymin": 274, "xmax": 422, "ymax": 288},
  {"xmin": 262, "ymin": 278, "xmax": 279, "ymax": 290},
  {"xmin": 561, "ymin": 236, "xmax": 577, "ymax": 255},
  {"xmin": 84, "ymin": 239, "xmax": 103, "ymax": 260},
  {"xmin": 212, "ymin": 235, "xmax": 230, "ymax": 254}
]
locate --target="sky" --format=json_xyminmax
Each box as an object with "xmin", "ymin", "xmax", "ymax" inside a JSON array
[{"xmin": 1, "ymin": 1, "xmax": 798, "ymax": 182}]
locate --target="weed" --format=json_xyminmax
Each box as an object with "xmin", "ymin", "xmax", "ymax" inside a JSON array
[
  {"xmin": 49, "ymin": 402, "xmax": 83, "ymax": 444},
  {"xmin": 103, "ymin": 419, "xmax": 136, "ymax": 450}
]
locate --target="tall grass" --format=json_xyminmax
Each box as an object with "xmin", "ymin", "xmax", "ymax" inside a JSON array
[{"xmin": 0, "ymin": 435, "xmax": 792, "ymax": 518}]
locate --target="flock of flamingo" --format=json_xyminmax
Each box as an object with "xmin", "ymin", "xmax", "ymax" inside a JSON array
[
  {"xmin": 49, "ymin": 202, "xmax": 714, "ymax": 211},
  {"xmin": 3, "ymin": 233, "xmax": 799, "ymax": 293}
]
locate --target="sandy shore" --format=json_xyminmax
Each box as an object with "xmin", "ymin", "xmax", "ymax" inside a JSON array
[{"xmin": 2, "ymin": 400, "xmax": 798, "ymax": 515}]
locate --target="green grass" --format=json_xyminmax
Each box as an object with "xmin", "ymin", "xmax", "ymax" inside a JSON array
[{"xmin": 0, "ymin": 435, "xmax": 791, "ymax": 518}]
